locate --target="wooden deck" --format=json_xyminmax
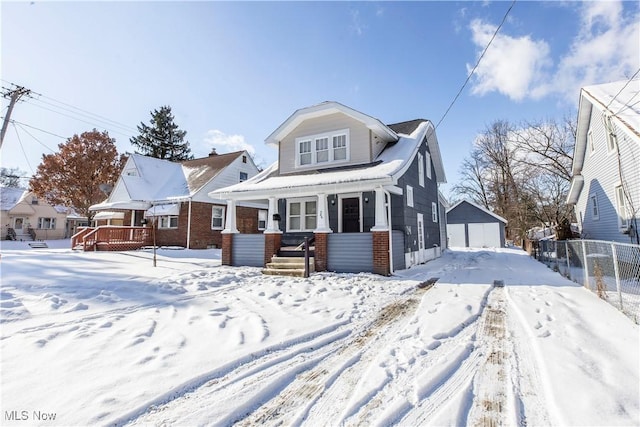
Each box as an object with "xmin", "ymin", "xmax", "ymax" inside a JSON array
[{"xmin": 71, "ymin": 226, "xmax": 150, "ymax": 251}]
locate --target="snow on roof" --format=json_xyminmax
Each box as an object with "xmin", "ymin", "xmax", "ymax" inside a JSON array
[
  {"xmin": 0, "ymin": 186, "xmax": 27, "ymax": 211},
  {"xmin": 212, "ymin": 122, "xmax": 433, "ymax": 198},
  {"xmin": 582, "ymin": 78, "xmax": 640, "ymax": 134}
]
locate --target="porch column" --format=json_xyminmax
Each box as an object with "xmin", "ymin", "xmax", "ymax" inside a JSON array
[
  {"xmin": 371, "ymin": 187, "xmax": 389, "ymax": 231},
  {"xmin": 314, "ymin": 193, "xmax": 332, "ymax": 272},
  {"xmin": 265, "ymin": 197, "xmax": 280, "ymax": 233},
  {"xmin": 264, "ymin": 197, "xmax": 283, "ymax": 267},
  {"xmin": 221, "ymin": 199, "xmax": 239, "ymax": 266}
]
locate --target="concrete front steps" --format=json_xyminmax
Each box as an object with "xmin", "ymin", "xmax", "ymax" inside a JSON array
[{"xmin": 262, "ymin": 256, "xmax": 315, "ymax": 277}]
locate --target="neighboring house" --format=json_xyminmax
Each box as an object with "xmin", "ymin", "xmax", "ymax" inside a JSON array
[
  {"xmin": 210, "ymin": 101, "xmax": 447, "ymax": 275},
  {"xmin": 447, "ymin": 200, "xmax": 507, "ymax": 248},
  {"xmin": 89, "ymin": 150, "xmax": 265, "ymax": 249},
  {"xmin": 1, "ymin": 186, "xmax": 69, "ymax": 240},
  {"xmin": 567, "ymin": 79, "xmax": 640, "ymax": 245}
]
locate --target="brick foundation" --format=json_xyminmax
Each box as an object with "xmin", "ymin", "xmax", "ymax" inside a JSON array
[
  {"xmin": 221, "ymin": 233, "xmax": 233, "ymax": 266},
  {"xmin": 314, "ymin": 232, "xmax": 328, "ymax": 272},
  {"xmin": 264, "ymin": 233, "xmax": 282, "ymax": 266},
  {"xmin": 372, "ymin": 231, "xmax": 390, "ymax": 276}
]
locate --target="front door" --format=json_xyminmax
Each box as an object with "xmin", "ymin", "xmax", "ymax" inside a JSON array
[
  {"xmin": 342, "ymin": 197, "xmax": 360, "ymax": 232},
  {"xmin": 13, "ymin": 217, "xmax": 24, "ymax": 233},
  {"xmin": 417, "ymin": 213, "xmax": 425, "ymax": 263}
]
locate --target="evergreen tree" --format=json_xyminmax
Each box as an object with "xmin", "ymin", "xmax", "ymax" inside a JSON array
[{"xmin": 130, "ymin": 106, "xmax": 192, "ymax": 161}]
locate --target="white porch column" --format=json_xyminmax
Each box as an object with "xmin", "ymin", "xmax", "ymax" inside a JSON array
[
  {"xmin": 222, "ymin": 199, "xmax": 239, "ymax": 234},
  {"xmin": 265, "ymin": 197, "xmax": 281, "ymax": 234},
  {"xmin": 371, "ymin": 187, "xmax": 389, "ymax": 231},
  {"xmin": 314, "ymin": 193, "xmax": 332, "ymax": 233}
]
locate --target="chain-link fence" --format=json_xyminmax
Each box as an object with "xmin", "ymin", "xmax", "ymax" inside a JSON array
[{"xmin": 534, "ymin": 239, "xmax": 640, "ymax": 324}]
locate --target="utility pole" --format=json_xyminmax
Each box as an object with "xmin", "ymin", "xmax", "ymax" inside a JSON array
[{"xmin": 1, "ymin": 85, "xmax": 31, "ymax": 148}]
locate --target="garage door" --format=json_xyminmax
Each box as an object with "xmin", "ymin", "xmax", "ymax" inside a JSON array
[
  {"xmin": 468, "ymin": 223, "xmax": 500, "ymax": 248},
  {"xmin": 448, "ymin": 224, "xmax": 466, "ymax": 247}
]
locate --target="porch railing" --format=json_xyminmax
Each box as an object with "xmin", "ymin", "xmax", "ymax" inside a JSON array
[{"xmin": 71, "ymin": 226, "xmax": 150, "ymax": 251}]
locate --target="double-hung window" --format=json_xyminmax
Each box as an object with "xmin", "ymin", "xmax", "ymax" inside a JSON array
[
  {"xmin": 296, "ymin": 129, "xmax": 349, "ymax": 167},
  {"xmin": 239, "ymin": 172, "xmax": 248, "ymax": 182},
  {"xmin": 406, "ymin": 185, "xmax": 414, "ymax": 208},
  {"xmin": 159, "ymin": 216, "xmax": 178, "ymax": 229},
  {"xmin": 432, "ymin": 202, "xmax": 438, "ymax": 222},
  {"xmin": 38, "ymin": 217, "xmax": 55, "ymax": 229},
  {"xmin": 425, "ymin": 151, "xmax": 432, "ymax": 179},
  {"xmin": 418, "ymin": 152, "xmax": 425, "ymax": 187},
  {"xmin": 615, "ymin": 185, "xmax": 629, "ymax": 229},
  {"xmin": 332, "ymin": 134, "xmax": 347, "ymax": 161},
  {"xmin": 211, "ymin": 206, "xmax": 226, "ymax": 229},
  {"xmin": 316, "ymin": 137, "xmax": 329, "ymax": 163},
  {"xmin": 589, "ymin": 194, "xmax": 599, "ymax": 220},
  {"xmin": 287, "ymin": 199, "xmax": 317, "ymax": 231}
]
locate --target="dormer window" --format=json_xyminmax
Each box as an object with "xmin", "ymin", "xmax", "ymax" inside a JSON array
[{"xmin": 295, "ymin": 129, "xmax": 350, "ymax": 168}]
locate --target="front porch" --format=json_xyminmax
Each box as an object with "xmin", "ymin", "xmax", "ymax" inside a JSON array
[{"xmin": 218, "ymin": 187, "xmax": 399, "ymax": 276}]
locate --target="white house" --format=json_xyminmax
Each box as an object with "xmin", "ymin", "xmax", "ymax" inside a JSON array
[{"xmin": 567, "ymin": 79, "xmax": 640, "ymax": 245}]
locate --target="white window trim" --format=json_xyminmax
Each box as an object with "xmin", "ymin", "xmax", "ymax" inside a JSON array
[
  {"xmin": 589, "ymin": 193, "xmax": 599, "ymax": 221},
  {"xmin": 239, "ymin": 171, "xmax": 248, "ymax": 182},
  {"xmin": 158, "ymin": 215, "xmax": 179, "ymax": 229},
  {"xmin": 37, "ymin": 217, "xmax": 56, "ymax": 229},
  {"xmin": 604, "ymin": 115, "xmax": 618, "ymax": 153},
  {"xmin": 295, "ymin": 128, "xmax": 350, "ymax": 168},
  {"xmin": 258, "ymin": 209, "xmax": 268, "ymax": 231},
  {"xmin": 425, "ymin": 151, "xmax": 432, "ymax": 180},
  {"xmin": 338, "ymin": 193, "xmax": 363, "ymax": 233},
  {"xmin": 615, "ymin": 184, "xmax": 630, "ymax": 229},
  {"xmin": 406, "ymin": 185, "xmax": 414, "ymax": 208},
  {"xmin": 211, "ymin": 206, "xmax": 226, "ymax": 230},
  {"xmin": 432, "ymin": 202, "xmax": 438, "ymax": 222},
  {"xmin": 286, "ymin": 197, "xmax": 317, "ymax": 232},
  {"xmin": 418, "ymin": 152, "xmax": 425, "ymax": 187}
]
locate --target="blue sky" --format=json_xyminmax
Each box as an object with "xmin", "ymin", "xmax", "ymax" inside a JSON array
[{"xmin": 2, "ymin": 1, "xmax": 639, "ymax": 197}]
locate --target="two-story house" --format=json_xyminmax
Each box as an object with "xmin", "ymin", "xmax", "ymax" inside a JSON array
[
  {"xmin": 567, "ymin": 79, "xmax": 640, "ymax": 245},
  {"xmin": 210, "ymin": 102, "xmax": 447, "ymax": 275},
  {"xmin": 87, "ymin": 150, "xmax": 265, "ymax": 249}
]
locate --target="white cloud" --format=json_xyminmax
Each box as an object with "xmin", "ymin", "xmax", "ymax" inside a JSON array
[
  {"xmin": 540, "ymin": 1, "xmax": 640, "ymax": 101},
  {"xmin": 467, "ymin": 1, "xmax": 640, "ymax": 102},
  {"xmin": 467, "ymin": 19, "xmax": 551, "ymax": 101},
  {"xmin": 203, "ymin": 129, "xmax": 256, "ymax": 157}
]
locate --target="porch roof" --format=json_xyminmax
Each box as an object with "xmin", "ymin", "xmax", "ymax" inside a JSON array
[
  {"xmin": 89, "ymin": 200, "xmax": 151, "ymax": 211},
  {"xmin": 210, "ymin": 121, "xmax": 434, "ymax": 200}
]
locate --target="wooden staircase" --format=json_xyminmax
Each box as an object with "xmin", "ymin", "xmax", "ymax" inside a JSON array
[{"xmin": 262, "ymin": 255, "xmax": 315, "ymax": 277}]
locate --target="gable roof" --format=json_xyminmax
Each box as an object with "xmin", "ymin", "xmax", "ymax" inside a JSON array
[
  {"xmin": 568, "ymin": 79, "xmax": 640, "ymax": 204},
  {"xmin": 1, "ymin": 186, "xmax": 27, "ymax": 211},
  {"xmin": 265, "ymin": 101, "xmax": 398, "ymax": 147},
  {"xmin": 446, "ymin": 199, "xmax": 507, "ymax": 224},
  {"xmin": 91, "ymin": 151, "xmax": 247, "ymax": 210},
  {"xmin": 212, "ymin": 119, "xmax": 445, "ymax": 199}
]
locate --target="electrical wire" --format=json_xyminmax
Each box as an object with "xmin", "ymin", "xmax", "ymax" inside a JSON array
[
  {"xmin": 433, "ymin": 0, "xmax": 517, "ymax": 131},
  {"xmin": 13, "ymin": 122, "xmax": 57, "ymax": 154},
  {"xmin": 9, "ymin": 120, "xmax": 67, "ymax": 139},
  {"xmin": 605, "ymin": 67, "xmax": 640, "ymax": 111},
  {"xmin": 12, "ymin": 123, "xmax": 34, "ymax": 174}
]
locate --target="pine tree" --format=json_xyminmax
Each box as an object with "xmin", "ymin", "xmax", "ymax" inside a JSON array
[{"xmin": 130, "ymin": 106, "xmax": 192, "ymax": 161}]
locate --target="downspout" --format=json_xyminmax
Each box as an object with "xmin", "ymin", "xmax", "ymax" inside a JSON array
[
  {"xmin": 384, "ymin": 189, "xmax": 394, "ymax": 275},
  {"xmin": 186, "ymin": 198, "xmax": 192, "ymax": 249}
]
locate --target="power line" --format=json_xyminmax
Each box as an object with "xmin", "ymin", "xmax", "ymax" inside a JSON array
[
  {"xmin": 13, "ymin": 122, "xmax": 57, "ymax": 154},
  {"xmin": 12, "ymin": 123, "xmax": 34, "ymax": 174},
  {"xmin": 433, "ymin": 0, "xmax": 517, "ymax": 131},
  {"xmin": 9, "ymin": 119, "xmax": 67, "ymax": 139},
  {"xmin": 606, "ymin": 67, "xmax": 640, "ymax": 111}
]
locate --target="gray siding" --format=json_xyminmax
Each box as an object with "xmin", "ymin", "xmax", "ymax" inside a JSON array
[
  {"xmin": 327, "ymin": 233, "xmax": 373, "ymax": 273},
  {"xmin": 575, "ymin": 106, "xmax": 640, "ymax": 243},
  {"xmin": 392, "ymin": 230, "xmax": 406, "ymax": 270},
  {"xmin": 394, "ymin": 137, "xmax": 442, "ymax": 254},
  {"xmin": 232, "ymin": 234, "xmax": 265, "ymax": 267}
]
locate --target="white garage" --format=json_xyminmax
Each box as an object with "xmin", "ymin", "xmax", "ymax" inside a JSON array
[{"xmin": 446, "ymin": 200, "xmax": 507, "ymax": 248}]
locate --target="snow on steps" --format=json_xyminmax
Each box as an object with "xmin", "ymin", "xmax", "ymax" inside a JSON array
[{"xmin": 262, "ymin": 256, "xmax": 315, "ymax": 277}]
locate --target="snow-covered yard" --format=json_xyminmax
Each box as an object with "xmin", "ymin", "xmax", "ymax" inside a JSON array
[{"xmin": 1, "ymin": 240, "xmax": 638, "ymax": 426}]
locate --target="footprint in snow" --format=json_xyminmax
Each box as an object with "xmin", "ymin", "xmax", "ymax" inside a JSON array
[
  {"xmin": 538, "ymin": 330, "xmax": 551, "ymax": 338},
  {"xmin": 534, "ymin": 321, "xmax": 542, "ymax": 330},
  {"xmin": 546, "ymin": 314, "xmax": 554, "ymax": 322}
]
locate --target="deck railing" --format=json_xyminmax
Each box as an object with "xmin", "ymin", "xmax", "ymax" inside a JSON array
[{"xmin": 71, "ymin": 226, "xmax": 150, "ymax": 251}]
